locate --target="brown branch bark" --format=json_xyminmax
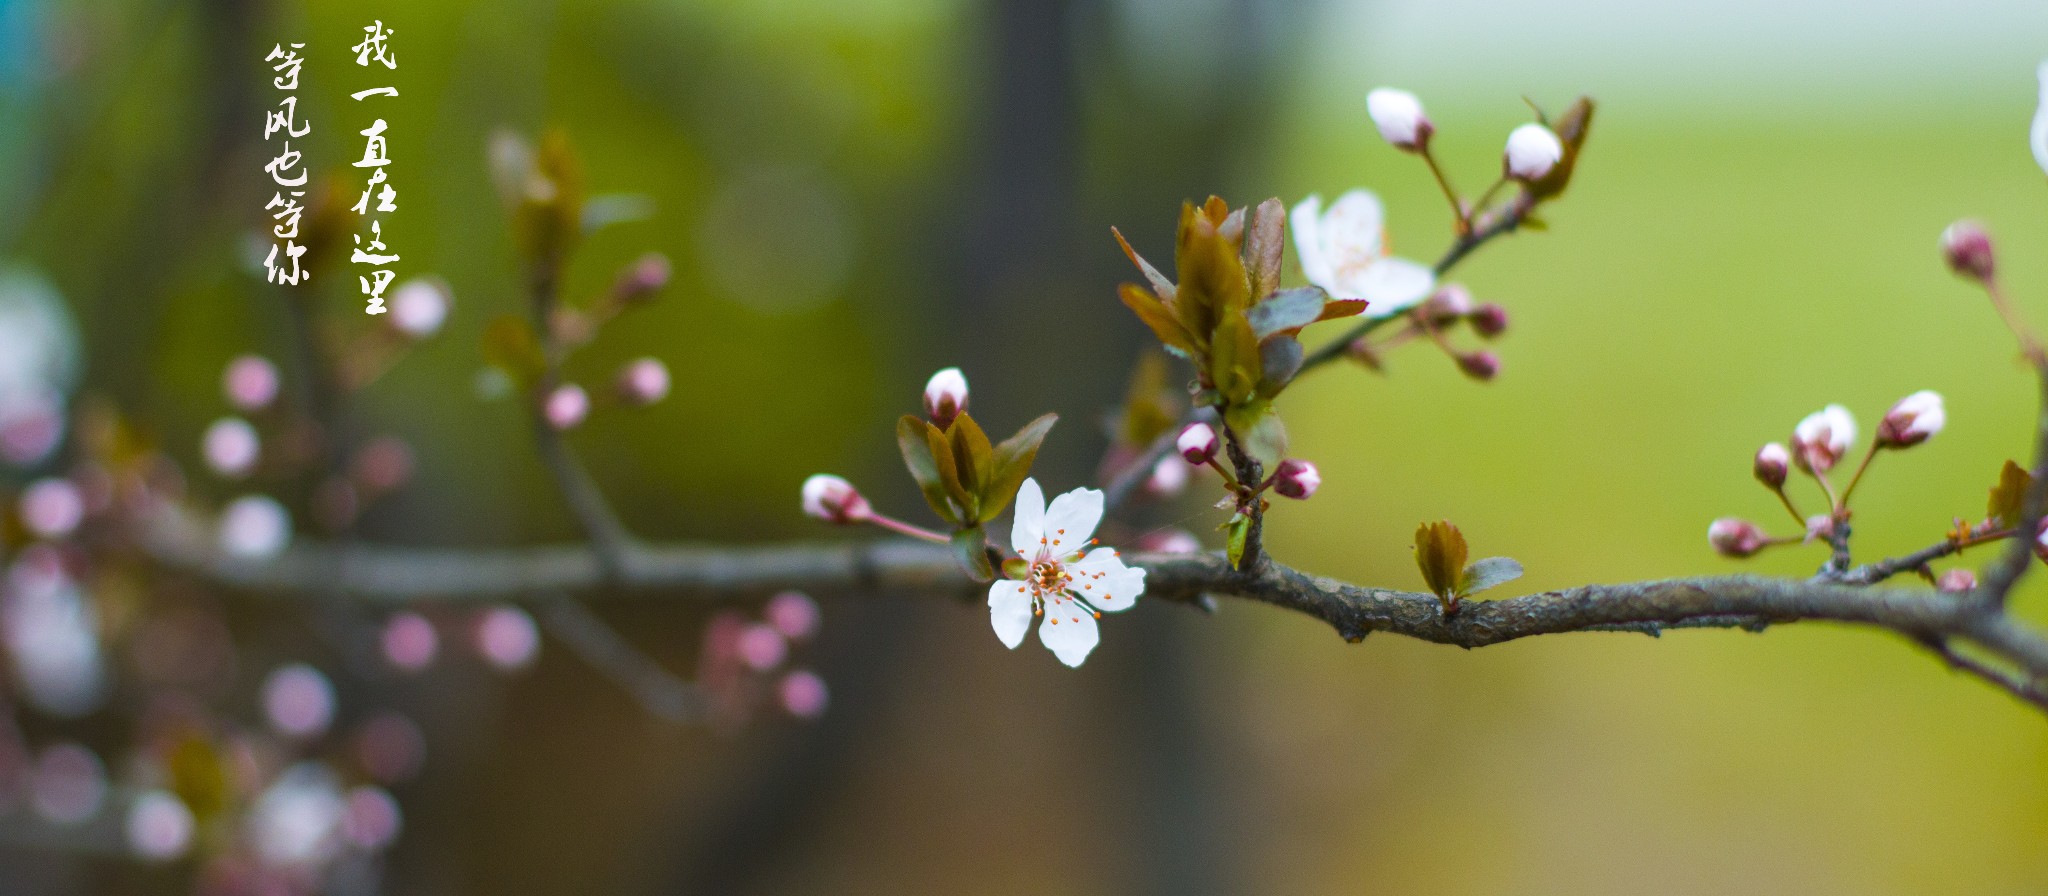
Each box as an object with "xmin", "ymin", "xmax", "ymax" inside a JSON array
[{"xmin": 134, "ymin": 514, "xmax": 2048, "ymax": 710}]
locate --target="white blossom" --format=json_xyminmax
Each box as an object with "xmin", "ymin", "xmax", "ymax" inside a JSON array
[
  {"xmin": 1504, "ymin": 124, "xmax": 1564, "ymax": 181},
  {"xmin": 988, "ymin": 479, "xmax": 1144, "ymax": 667},
  {"xmin": 1792, "ymin": 404, "xmax": 1856, "ymax": 473},
  {"xmin": 1290, "ymin": 191, "xmax": 1436, "ymax": 317}
]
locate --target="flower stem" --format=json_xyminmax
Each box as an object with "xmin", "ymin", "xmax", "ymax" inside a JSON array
[
  {"xmin": 1838, "ymin": 444, "xmax": 1880, "ymax": 508},
  {"xmin": 865, "ymin": 514, "xmax": 951, "ymax": 544},
  {"xmin": 1419, "ymin": 146, "xmax": 1466, "ymax": 233},
  {"xmin": 1986, "ymin": 278, "xmax": 2048, "ymax": 367},
  {"xmin": 1773, "ymin": 487, "xmax": 1805, "ymax": 528}
]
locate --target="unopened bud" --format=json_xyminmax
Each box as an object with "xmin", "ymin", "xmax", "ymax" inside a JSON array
[
  {"xmin": 1503, "ymin": 124, "xmax": 1563, "ymax": 181},
  {"xmin": 1936, "ymin": 568, "xmax": 1978, "ymax": 594},
  {"xmin": 1456, "ymin": 350, "xmax": 1500, "ymax": 381},
  {"xmin": 1470, "ymin": 302, "xmax": 1509, "ymax": 339},
  {"xmin": 1176, "ymin": 423, "xmax": 1219, "ymax": 465},
  {"xmin": 543, "ymin": 384, "xmax": 589, "ymax": 431},
  {"xmin": 1273, "ymin": 458, "xmax": 1320, "ymax": 500},
  {"xmin": 19, "ymin": 477, "xmax": 84, "ymax": 540},
  {"xmin": 1940, "ymin": 221, "xmax": 1995, "ymax": 282},
  {"xmin": 1708, "ymin": 517, "xmax": 1769, "ymax": 558},
  {"xmin": 1876, "ymin": 390, "xmax": 1944, "ymax": 448},
  {"xmin": 1418, "ymin": 284, "xmax": 1473, "ymax": 323},
  {"xmin": 1366, "ymin": 88, "xmax": 1432, "ymax": 151},
  {"xmin": 616, "ymin": 358, "xmax": 671, "ymax": 407},
  {"xmin": 923, "ymin": 367, "xmax": 968, "ymax": 428},
  {"xmin": 2036, "ymin": 519, "xmax": 2048, "ymax": 564},
  {"xmin": 203, "ymin": 417, "xmax": 261, "ymax": 479},
  {"xmin": 1754, "ymin": 442, "xmax": 1790, "ymax": 489},
  {"xmin": 801, "ymin": 474, "xmax": 871, "ymax": 524},
  {"xmin": 614, "ymin": 252, "xmax": 671, "ymax": 304},
  {"xmin": 1791, "ymin": 404, "xmax": 1856, "ymax": 473}
]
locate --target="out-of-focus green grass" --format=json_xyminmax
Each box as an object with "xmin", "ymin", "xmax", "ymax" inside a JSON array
[{"xmin": 1211, "ymin": 97, "xmax": 2048, "ymax": 892}]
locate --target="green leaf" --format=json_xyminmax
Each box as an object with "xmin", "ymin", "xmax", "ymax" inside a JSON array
[
  {"xmin": 982, "ymin": 413, "xmax": 1058, "ymax": 522},
  {"xmin": 1246, "ymin": 288, "xmax": 1328, "ymax": 339},
  {"xmin": 925, "ymin": 421, "xmax": 973, "ymax": 522},
  {"xmin": 950, "ymin": 527, "xmax": 995, "ymax": 582},
  {"xmin": 1172, "ymin": 199, "xmax": 1250, "ymax": 341},
  {"xmin": 1225, "ymin": 513, "xmax": 1252, "ymax": 570},
  {"xmin": 1527, "ymin": 96, "xmax": 1594, "ymax": 202},
  {"xmin": 1208, "ymin": 312, "xmax": 1262, "ymax": 407},
  {"xmin": 1415, "ymin": 521, "xmax": 1468, "ymax": 604},
  {"xmin": 1314, "ymin": 298, "xmax": 1370, "ymax": 322},
  {"xmin": 1242, "ymin": 411, "xmax": 1288, "ymax": 469},
  {"xmin": 1990, "ymin": 459, "xmax": 2033, "ymax": 529},
  {"xmin": 1459, "ymin": 557, "xmax": 1525, "ymax": 596},
  {"xmin": 949, "ymin": 412, "xmax": 994, "ymax": 496},
  {"xmin": 1112, "ymin": 226, "xmax": 1176, "ymax": 301},
  {"xmin": 898, "ymin": 416, "xmax": 959, "ymax": 525},
  {"xmin": 1255, "ymin": 334, "xmax": 1304, "ymax": 399},
  {"xmin": 1119, "ymin": 283, "xmax": 1200, "ymax": 355},
  {"xmin": 1244, "ymin": 198, "xmax": 1287, "ymax": 300}
]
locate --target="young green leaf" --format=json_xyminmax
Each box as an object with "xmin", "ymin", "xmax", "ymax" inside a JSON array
[
  {"xmin": 950, "ymin": 526, "xmax": 995, "ymax": 582},
  {"xmin": 981, "ymin": 413, "xmax": 1059, "ymax": 523},
  {"xmin": 1244, "ymin": 198, "xmax": 1287, "ymax": 300},
  {"xmin": 924, "ymin": 421, "xmax": 973, "ymax": 522},
  {"xmin": 1255, "ymin": 334, "xmax": 1304, "ymax": 399},
  {"xmin": 1990, "ymin": 459, "xmax": 2033, "ymax": 529},
  {"xmin": 1111, "ymin": 226, "xmax": 1176, "ymax": 302},
  {"xmin": 1246, "ymin": 288, "xmax": 1328, "ymax": 339},
  {"xmin": 898, "ymin": 416, "xmax": 960, "ymax": 525},
  {"xmin": 1225, "ymin": 513, "xmax": 1252, "ymax": 570},
  {"xmin": 949, "ymin": 412, "xmax": 995, "ymax": 499},
  {"xmin": 1459, "ymin": 556, "xmax": 1524, "ymax": 596},
  {"xmin": 1414, "ymin": 521, "xmax": 1468, "ymax": 606},
  {"xmin": 1119, "ymin": 283, "xmax": 1200, "ymax": 356}
]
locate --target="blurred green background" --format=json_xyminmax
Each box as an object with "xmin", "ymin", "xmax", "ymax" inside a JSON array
[{"xmin": 4, "ymin": 0, "xmax": 2047, "ymax": 892}]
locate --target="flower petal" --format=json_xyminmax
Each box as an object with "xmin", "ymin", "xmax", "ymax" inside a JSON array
[
  {"xmin": 1357, "ymin": 257, "xmax": 1436, "ymax": 317},
  {"xmin": 2034, "ymin": 59, "xmax": 2048, "ymax": 179},
  {"xmin": 1289, "ymin": 195, "xmax": 1335, "ymax": 294},
  {"xmin": 1037, "ymin": 592, "xmax": 1100, "ymax": 667},
  {"xmin": 1317, "ymin": 190, "xmax": 1388, "ymax": 298},
  {"xmin": 1040, "ymin": 486, "xmax": 1104, "ymax": 557},
  {"xmin": 1068, "ymin": 548, "xmax": 1145, "ymax": 613},
  {"xmin": 1009, "ymin": 478, "xmax": 1046, "ymax": 557},
  {"xmin": 988, "ymin": 580, "xmax": 1033, "ymax": 649}
]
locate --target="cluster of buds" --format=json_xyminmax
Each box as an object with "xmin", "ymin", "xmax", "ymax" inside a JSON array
[
  {"xmin": 699, "ymin": 591, "xmax": 828, "ymax": 728},
  {"xmin": 1174, "ymin": 422, "xmax": 1318, "ymax": 501},
  {"xmin": 1715, "ymin": 392, "xmax": 1948, "ymax": 561},
  {"xmin": 1364, "ymin": 88, "xmax": 1566, "ymax": 183}
]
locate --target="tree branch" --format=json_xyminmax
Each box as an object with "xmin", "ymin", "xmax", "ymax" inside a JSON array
[{"xmin": 135, "ymin": 515, "xmax": 2048, "ymax": 709}]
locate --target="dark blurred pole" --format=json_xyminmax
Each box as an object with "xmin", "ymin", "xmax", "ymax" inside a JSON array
[{"xmin": 659, "ymin": 0, "xmax": 1304, "ymax": 892}]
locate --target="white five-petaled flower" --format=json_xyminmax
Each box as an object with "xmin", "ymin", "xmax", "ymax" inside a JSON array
[
  {"xmin": 2032, "ymin": 59, "xmax": 2048, "ymax": 179},
  {"xmin": 989, "ymin": 479, "xmax": 1144, "ymax": 667},
  {"xmin": 1290, "ymin": 191, "xmax": 1437, "ymax": 318}
]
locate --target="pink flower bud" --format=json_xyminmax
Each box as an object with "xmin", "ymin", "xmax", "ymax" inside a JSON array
[
  {"xmin": 778, "ymin": 670, "xmax": 829, "ymax": 719},
  {"xmin": 1456, "ymin": 350, "xmax": 1500, "ymax": 381},
  {"xmin": 202, "ymin": 417, "xmax": 261, "ymax": 478},
  {"xmin": 1273, "ymin": 458, "xmax": 1320, "ymax": 500},
  {"xmin": 1470, "ymin": 302, "xmax": 1509, "ymax": 339},
  {"xmin": 544, "ymin": 384, "xmax": 589, "ymax": 430},
  {"xmin": 1936, "ymin": 568, "xmax": 1978, "ymax": 594},
  {"xmin": 1418, "ymin": 284, "xmax": 1474, "ymax": 323},
  {"xmin": 1176, "ymin": 423, "xmax": 1218, "ymax": 465},
  {"xmin": 340, "ymin": 786, "xmax": 402, "ymax": 851},
  {"xmin": 2036, "ymin": 519, "xmax": 2048, "ymax": 564},
  {"xmin": 1708, "ymin": 518, "xmax": 1769, "ymax": 557},
  {"xmin": 19, "ymin": 477, "xmax": 84, "ymax": 540},
  {"xmin": 125, "ymin": 790, "xmax": 195, "ymax": 861},
  {"xmin": 801, "ymin": 474, "xmax": 870, "ymax": 524},
  {"xmin": 1791, "ymin": 404, "xmax": 1856, "ymax": 473},
  {"xmin": 388, "ymin": 278, "xmax": 451, "ymax": 338},
  {"xmin": 616, "ymin": 358, "xmax": 671, "ymax": 407},
  {"xmin": 1804, "ymin": 514, "xmax": 1836, "ymax": 544},
  {"xmin": 223, "ymin": 355, "xmax": 281, "ymax": 412},
  {"xmin": 922, "ymin": 367, "xmax": 968, "ymax": 428},
  {"xmin": 1876, "ymin": 390, "xmax": 1944, "ymax": 448},
  {"xmin": 1940, "ymin": 221, "xmax": 1995, "ymax": 282},
  {"xmin": 1754, "ymin": 442, "xmax": 1790, "ymax": 489},
  {"xmin": 1503, "ymin": 124, "xmax": 1563, "ymax": 181},
  {"xmin": 613, "ymin": 252, "xmax": 671, "ymax": 304},
  {"xmin": 764, "ymin": 591, "xmax": 821, "ymax": 642},
  {"xmin": 1366, "ymin": 87, "xmax": 1432, "ymax": 151}
]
